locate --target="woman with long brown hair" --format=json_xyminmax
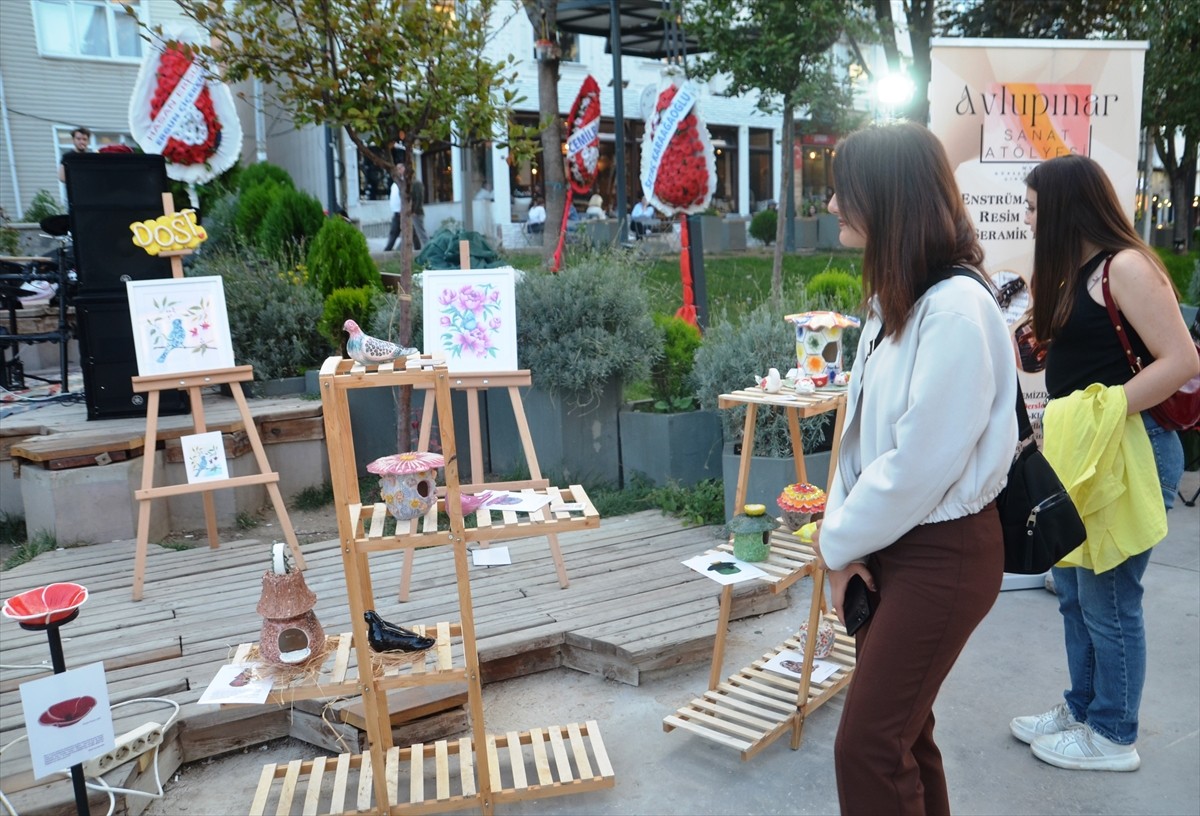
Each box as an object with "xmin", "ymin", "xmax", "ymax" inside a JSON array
[
  {"xmin": 1010, "ymin": 154, "xmax": 1197, "ymax": 771},
  {"xmin": 812, "ymin": 122, "xmax": 1018, "ymax": 814}
]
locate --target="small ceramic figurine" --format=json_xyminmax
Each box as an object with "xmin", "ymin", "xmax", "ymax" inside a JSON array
[
  {"xmin": 797, "ymin": 618, "xmax": 837, "ymax": 659},
  {"xmin": 364, "ymin": 610, "xmax": 436, "ymax": 653},
  {"xmin": 343, "ymin": 319, "xmax": 418, "ymax": 366},
  {"xmin": 795, "ymin": 377, "xmax": 816, "ymax": 394},
  {"xmin": 757, "ymin": 367, "xmax": 782, "ymax": 393}
]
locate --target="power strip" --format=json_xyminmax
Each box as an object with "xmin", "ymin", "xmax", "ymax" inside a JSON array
[{"xmin": 82, "ymin": 721, "xmax": 164, "ymax": 777}]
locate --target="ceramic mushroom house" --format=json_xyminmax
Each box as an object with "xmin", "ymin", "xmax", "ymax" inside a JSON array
[
  {"xmin": 726, "ymin": 503, "xmax": 779, "ymax": 563},
  {"xmin": 368, "ymin": 451, "xmax": 445, "ymax": 520},
  {"xmin": 257, "ymin": 543, "xmax": 325, "ymax": 665},
  {"xmin": 777, "ymin": 482, "xmax": 827, "ymax": 532},
  {"xmin": 785, "ymin": 311, "xmax": 861, "ymax": 387}
]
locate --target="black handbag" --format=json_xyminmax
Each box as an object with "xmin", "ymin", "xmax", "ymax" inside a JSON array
[{"xmin": 996, "ymin": 388, "xmax": 1086, "ymax": 574}]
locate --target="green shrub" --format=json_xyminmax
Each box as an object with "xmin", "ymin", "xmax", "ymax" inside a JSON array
[
  {"xmin": 235, "ymin": 181, "xmax": 285, "ymax": 242},
  {"xmin": 367, "ymin": 288, "xmax": 421, "ymax": 350},
  {"xmin": 257, "ymin": 187, "xmax": 325, "ymax": 256},
  {"xmin": 649, "ymin": 313, "xmax": 702, "ymax": 410},
  {"xmin": 198, "ymin": 192, "xmax": 240, "ymax": 253},
  {"xmin": 24, "ymin": 190, "xmax": 63, "ymax": 223},
  {"xmin": 307, "ymin": 216, "xmax": 380, "ymax": 299},
  {"xmin": 189, "ymin": 246, "xmax": 328, "ymax": 379},
  {"xmin": 237, "ymin": 162, "xmax": 294, "ymax": 194},
  {"xmin": 749, "ymin": 209, "xmax": 778, "ymax": 245},
  {"xmin": 1154, "ymin": 246, "xmax": 1199, "ymax": 304},
  {"xmin": 804, "ymin": 269, "xmax": 863, "ymax": 312},
  {"xmin": 320, "ymin": 286, "xmax": 377, "ymax": 353},
  {"xmin": 516, "ymin": 252, "xmax": 659, "ymax": 405},
  {"xmin": 0, "ymin": 209, "xmax": 19, "ymax": 255},
  {"xmin": 693, "ymin": 303, "xmax": 830, "ymax": 456}
]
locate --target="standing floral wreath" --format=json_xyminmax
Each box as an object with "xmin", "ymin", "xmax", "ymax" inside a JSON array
[
  {"xmin": 553, "ymin": 75, "xmax": 602, "ymax": 272},
  {"xmin": 129, "ymin": 32, "xmax": 242, "ymax": 187}
]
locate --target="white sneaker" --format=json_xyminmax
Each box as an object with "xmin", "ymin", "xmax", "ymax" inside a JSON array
[
  {"xmin": 1010, "ymin": 702, "xmax": 1078, "ymax": 744},
  {"xmin": 1031, "ymin": 723, "xmax": 1140, "ymax": 771}
]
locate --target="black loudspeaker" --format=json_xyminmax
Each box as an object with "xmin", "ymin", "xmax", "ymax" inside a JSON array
[
  {"xmin": 62, "ymin": 153, "xmax": 175, "ymax": 294},
  {"xmin": 75, "ymin": 297, "xmax": 189, "ymax": 421}
]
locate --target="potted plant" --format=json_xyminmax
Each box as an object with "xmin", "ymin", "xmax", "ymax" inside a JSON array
[
  {"xmin": 487, "ymin": 252, "xmax": 659, "ymax": 486},
  {"xmin": 619, "ymin": 314, "xmax": 723, "ymax": 487},
  {"xmin": 692, "ymin": 303, "xmax": 835, "ymax": 517}
]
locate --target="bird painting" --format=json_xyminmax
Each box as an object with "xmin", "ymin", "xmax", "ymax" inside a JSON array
[
  {"xmin": 157, "ymin": 319, "xmax": 185, "ymax": 363},
  {"xmin": 343, "ymin": 319, "xmax": 418, "ymax": 366}
]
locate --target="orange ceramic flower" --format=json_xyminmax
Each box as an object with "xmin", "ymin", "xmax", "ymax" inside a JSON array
[{"xmin": 777, "ymin": 483, "xmax": 826, "ymax": 515}]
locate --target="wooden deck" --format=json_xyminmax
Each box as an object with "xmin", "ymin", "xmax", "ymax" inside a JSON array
[{"xmin": 0, "ymin": 510, "xmax": 792, "ymax": 814}]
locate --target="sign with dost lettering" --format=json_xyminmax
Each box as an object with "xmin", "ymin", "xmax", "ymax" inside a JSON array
[{"xmin": 929, "ymin": 38, "xmax": 1147, "ymax": 435}]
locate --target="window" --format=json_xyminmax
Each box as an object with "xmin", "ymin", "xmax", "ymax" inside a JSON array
[{"xmin": 34, "ymin": 0, "xmax": 144, "ymax": 61}]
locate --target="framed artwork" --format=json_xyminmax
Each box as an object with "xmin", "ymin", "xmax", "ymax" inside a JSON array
[
  {"xmin": 421, "ymin": 267, "xmax": 518, "ymax": 372},
  {"xmin": 126, "ymin": 276, "xmax": 235, "ymax": 376},
  {"xmin": 180, "ymin": 431, "xmax": 229, "ymax": 484}
]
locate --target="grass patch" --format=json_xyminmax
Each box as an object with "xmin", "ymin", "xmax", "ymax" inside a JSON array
[
  {"xmin": 3, "ymin": 530, "xmax": 58, "ymax": 570},
  {"xmin": 587, "ymin": 475, "xmax": 725, "ymax": 526},
  {"xmin": 292, "ymin": 482, "xmax": 334, "ymax": 511},
  {"xmin": 0, "ymin": 512, "xmax": 27, "ymax": 547},
  {"xmin": 236, "ymin": 512, "xmax": 259, "ymax": 530},
  {"xmin": 157, "ymin": 539, "xmax": 200, "ymax": 552}
]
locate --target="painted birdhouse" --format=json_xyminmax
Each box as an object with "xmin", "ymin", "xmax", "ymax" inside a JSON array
[
  {"xmin": 257, "ymin": 543, "xmax": 324, "ymax": 665},
  {"xmin": 777, "ymin": 482, "xmax": 827, "ymax": 532},
  {"xmin": 785, "ymin": 311, "xmax": 861, "ymax": 386},
  {"xmin": 725, "ymin": 504, "xmax": 779, "ymax": 563},
  {"xmin": 367, "ymin": 451, "xmax": 445, "ymax": 521}
]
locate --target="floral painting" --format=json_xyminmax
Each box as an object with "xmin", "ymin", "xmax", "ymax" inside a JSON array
[
  {"xmin": 126, "ymin": 276, "xmax": 235, "ymax": 376},
  {"xmin": 421, "ymin": 268, "xmax": 518, "ymax": 372},
  {"xmin": 180, "ymin": 431, "xmax": 229, "ymax": 484}
]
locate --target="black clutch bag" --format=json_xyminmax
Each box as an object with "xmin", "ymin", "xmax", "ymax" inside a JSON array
[{"xmin": 842, "ymin": 573, "xmax": 874, "ymax": 636}]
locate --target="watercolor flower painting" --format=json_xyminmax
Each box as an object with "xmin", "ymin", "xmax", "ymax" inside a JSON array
[{"xmin": 421, "ymin": 269, "xmax": 518, "ymax": 373}]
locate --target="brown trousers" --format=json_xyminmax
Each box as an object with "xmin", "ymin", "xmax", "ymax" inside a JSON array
[{"xmin": 834, "ymin": 504, "xmax": 1003, "ymax": 816}]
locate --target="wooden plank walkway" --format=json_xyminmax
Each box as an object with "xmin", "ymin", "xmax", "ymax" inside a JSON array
[{"xmin": 0, "ymin": 510, "xmax": 792, "ymax": 814}]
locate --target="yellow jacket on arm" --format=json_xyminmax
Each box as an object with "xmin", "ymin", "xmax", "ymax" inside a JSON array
[{"xmin": 1042, "ymin": 383, "xmax": 1166, "ymax": 574}]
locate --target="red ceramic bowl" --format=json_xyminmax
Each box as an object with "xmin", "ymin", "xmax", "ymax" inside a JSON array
[
  {"xmin": 38, "ymin": 696, "xmax": 96, "ymax": 727},
  {"xmin": 2, "ymin": 583, "xmax": 89, "ymax": 625}
]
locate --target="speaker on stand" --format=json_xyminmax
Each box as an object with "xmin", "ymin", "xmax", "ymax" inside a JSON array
[{"xmin": 63, "ymin": 152, "xmax": 189, "ymax": 420}]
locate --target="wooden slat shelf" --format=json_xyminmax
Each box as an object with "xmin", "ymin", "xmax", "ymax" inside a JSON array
[
  {"xmin": 345, "ymin": 486, "xmax": 600, "ymax": 554},
  {"xmin": 227, "ymin": 623, "xmax": 467, "ymax": 704},
  {"xmin": 711, "ymin": 528, "xmax": 820, "ymax": 592},
  {"xmin": 717, "ymin": 386, "xmax": 846, "ymax": 416},
  {"xmin": 663, "ymin": 616, "xmax": 856, "ymax": 761},
  {"xmin": 248, "ymin": 720, "xmax": 614, "ymax": 815}
]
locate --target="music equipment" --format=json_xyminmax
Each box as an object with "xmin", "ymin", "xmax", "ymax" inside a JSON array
[
  {"xmin": 74, "ymin": 297, "xmax": 188, "ymax": 420},
  {"xmin": 62, "ymin": 152, "xmax": 174, "ymax": 294}
]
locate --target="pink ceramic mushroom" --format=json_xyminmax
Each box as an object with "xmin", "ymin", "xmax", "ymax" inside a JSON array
[
  {"xmin": 2, "ymin": 583, "xmax": 89, "ymax": 626},
  {"xmin": 367, "ymin": 451, "xmax": 446, "ymax": 520}
]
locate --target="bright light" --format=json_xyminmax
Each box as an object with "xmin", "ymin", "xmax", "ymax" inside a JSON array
[{"xmin": 876, "ymin": 73, "xmax": 915, "ymax": 108}]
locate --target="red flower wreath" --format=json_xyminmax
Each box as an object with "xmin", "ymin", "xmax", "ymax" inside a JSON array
[
  {"xmin": 649, "ymin": 85, "xmax": 710, "ymax": 211},
  {"xmin": 149, "ymin": 44, "xmax": 221, "ymax": 167}
]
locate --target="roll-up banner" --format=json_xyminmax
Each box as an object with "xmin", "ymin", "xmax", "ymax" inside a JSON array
[{"xmin": 929, "ymin": 38, "xmax": 1148, "ymax": 436}]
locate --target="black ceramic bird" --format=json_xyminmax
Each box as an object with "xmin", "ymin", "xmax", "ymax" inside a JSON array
[{"xmin": 364, "ymin": 610, "xmax": 436, "ymax": 653}]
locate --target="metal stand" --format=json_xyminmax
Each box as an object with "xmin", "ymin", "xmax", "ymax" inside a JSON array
[{"xmin": 18, "ymin": 609, "xmax": 90, "ymax": 816}]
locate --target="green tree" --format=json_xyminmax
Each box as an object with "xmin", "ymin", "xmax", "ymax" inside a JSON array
[
  {"xmin": 684, "ymin": 0, "xmax": 858, "ymax": 304},
  {"xmin": 165, "ymin": 0, "xmax": 533, "ymax": 449}
]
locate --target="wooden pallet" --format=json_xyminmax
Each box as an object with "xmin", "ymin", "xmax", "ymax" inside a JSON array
[
  {"xmin": 663, "ymin": 616, "xmax": 855, "ymax": 761},
  {"xmin": 248, "ymin": 721, "xmax": 614, "ymax": 815}
]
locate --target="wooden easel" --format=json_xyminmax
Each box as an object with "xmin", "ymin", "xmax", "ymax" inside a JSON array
[
  {"xmin": 129, "ymin": 194, "xmax": 305, "ymax": 600},
  {"xmin": 398, "ymin": 241, "xmax": 569, "ymax": 600}
]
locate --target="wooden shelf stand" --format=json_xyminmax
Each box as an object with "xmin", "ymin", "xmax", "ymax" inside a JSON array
[
  {"xmin": 663, "ymin": 385, "xmax": 855, "ymax": 759},
  {"xmin": 244, "ymin": 356, "xmax": 613, "ymax": 815}
]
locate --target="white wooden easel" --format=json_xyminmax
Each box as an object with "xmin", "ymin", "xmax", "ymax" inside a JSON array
[
  {"xmin": 129, "ymin": 194, "xmax": 305, "ymax": 600},
  {"xmin": 397, "ymin": 241, "xmax": 569, "ymax": 600}
]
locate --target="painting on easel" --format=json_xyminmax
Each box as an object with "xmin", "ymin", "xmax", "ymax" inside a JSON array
[
  {"xmin": 126, "ymin": 276, "xmax": 235, "ymax": 376},
  {"xmin": 180, "ymin": 430, "xmax": 230, "ymax": 484},
  {"xmin": 422, "ymin": 267, "xmax": 518, "ymax": 372}
]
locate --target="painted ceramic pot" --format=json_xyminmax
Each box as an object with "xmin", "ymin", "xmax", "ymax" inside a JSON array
[
  {"xmin": 726, "ymin": 505, "xmax": 779, "ymax": 563},
  {"xmin": 797, "ymin": 618, "xmax": 836, "ymax": 660},
  {"xmin": 367, "ymin": 451, "xmax": 445, "ymax": 521}
]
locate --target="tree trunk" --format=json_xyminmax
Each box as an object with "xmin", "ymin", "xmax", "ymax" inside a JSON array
[
  {"xmin": 539, "ymin": 59, "xmax": 566, "ymax": 267},
  {"xmin": 772, "ymin": 103, "xmax": 794, "ymax": 306},
  {"xmin": 905, "ymin": 0, "xmax": 936, "ymax": 124}
]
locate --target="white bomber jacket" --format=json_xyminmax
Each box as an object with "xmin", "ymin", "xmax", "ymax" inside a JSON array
[{"xmin": 818, "ymin": 275, "xmax": 1019, "ymax": 571}]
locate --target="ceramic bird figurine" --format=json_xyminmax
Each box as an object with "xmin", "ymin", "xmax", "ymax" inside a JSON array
[
  {"xmin": 343, "ymin": 319, "xmax": 418, "ymax": 366},
  {"xmin": 157, "ymin": 319, "xmax": 185, "ymax": 363},
  {"xmin": 364, "ymin": 610, "xmax": 436, "ymax": 653},
  {"xmin": 757, "ymin": 367, "xmax": 782, "ymax": 393}
]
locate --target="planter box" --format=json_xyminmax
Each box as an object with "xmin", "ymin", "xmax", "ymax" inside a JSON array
[
  {"xmin": 816, "ymin": 214, "xmax": 842, "ymax": 250},
  {"xmin": 619, "ymin": 408, "xmax": 723, "ymax": 487},
  {"xmin": 721, "ymin": 441, "xmax": 831, "ymax": 519},
  {"xmin": 488, "ymin": 382, "xmax": 622, "ymax": 486},
  {"xmin": 251, "ymin": 376, "xmax": 308, "ymax": 398},
  {"xmin": 725, "ymin": 218, "xmax": 747, "ymax": 251},
  {"xmin": 795, "ymin": 218, "xmax": 818, "ymax": 249},
  {"xmin": 699, "ymin": 215, "xmax": 725, "ymax": 254}
]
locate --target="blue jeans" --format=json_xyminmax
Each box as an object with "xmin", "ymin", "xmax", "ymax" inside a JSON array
[{"xmin": 1051, "ymin": 412, "xmax": 1183, "ymax": 744}]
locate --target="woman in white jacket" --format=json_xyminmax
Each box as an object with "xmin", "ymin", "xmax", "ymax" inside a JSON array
[{"xmin": 812, "ymin": 122, "xmax": 1018, "ymax": 815}]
